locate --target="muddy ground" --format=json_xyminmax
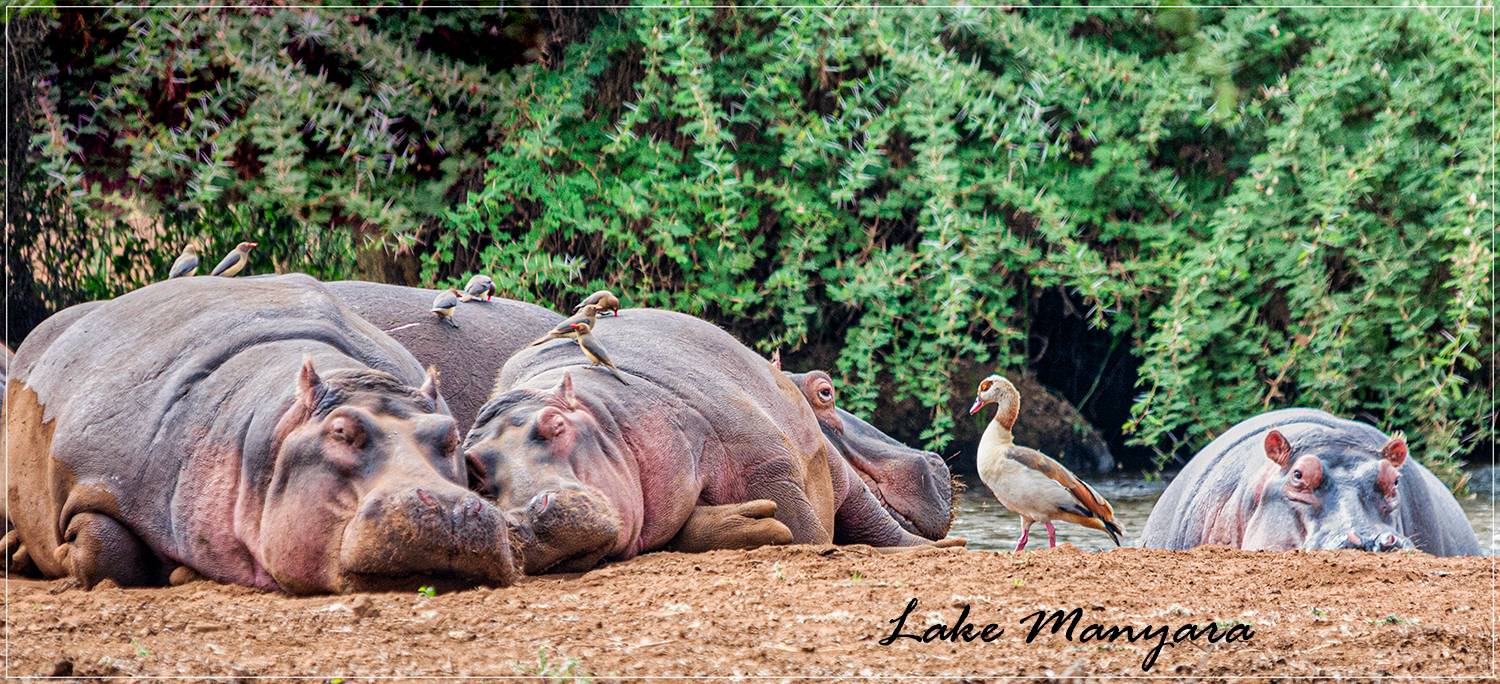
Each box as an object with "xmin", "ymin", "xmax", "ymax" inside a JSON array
[{"xmin": 3, "ymin": 544, "xmax": 1491, "ymax": 681}]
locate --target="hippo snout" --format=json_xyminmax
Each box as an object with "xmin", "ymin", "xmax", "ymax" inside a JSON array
[
  {"xmin": 339, "ymin": 484, "xmax": 519, "ymax": 592},
  {"xmin": 508, "ymin": 487, "xmax": 621, "ymax": 575},
  {"xmin": 1336, "ymin": 530, "xmax": 1412, "ymax": 553}
]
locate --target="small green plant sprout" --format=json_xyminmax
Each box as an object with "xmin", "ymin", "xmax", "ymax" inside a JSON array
[
  {"xmin": 328, "ymin": 678, "xmax": 344, "ymax": 684},
  {"xmin": 1011, "ymin": 551, "xmax": 1034, "ymax": 566},
  {"xmin": 1311, "ymin": 607, "xmax": 1328, "ymax": 617},
  {"xmin": 1368, "ymin": 614, "xmax": 1416, "ymax": 626},
  {"xmin": 513, "ymin": 646, "xmax": 590, "ymax": 682},
  {"xmin": 772, "ymin": 561, "xmax": 786, "ymax": 582},
  {"xmin": 130, "ymin": 639, "xmax": 151, "ymax": 658},
  {"xmin": 418, "ymin": 585, "xmax": 437, "ymax": 597},
  {"xmin": 1215, "ymin": 618, "xmax": 1254, "ymax": 629},
  {"xmin": 838, "ymin": 571, "xmax": 869, "ymax": 587},
  {"xmin": 1012, "ymin": 578, "xmax": 1026, "ymax": 587}
]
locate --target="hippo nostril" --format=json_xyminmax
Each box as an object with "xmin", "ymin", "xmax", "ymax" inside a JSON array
[
  {"xmin": 533, "ymin": 492, "xmax": 554, "ymax": 515},
  {"xmin": 1346, "ymin": 532, "xmax": 1362, "ymax": 547},
  {"xmin": 416, "ymin": 488, "xmax": 439, "ymax": 510}
]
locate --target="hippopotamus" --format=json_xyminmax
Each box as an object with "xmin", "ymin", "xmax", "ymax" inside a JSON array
[
  {"xmin": 782, "ymin": 369, "xmax": 954, "ymax": 541},
  {"xmin": 322, "ymin": 281, "xmax": 563, "ymax": 430},
  {"xmin": 2, "ymin": 274, "xmax": 519, "ymax": 592},
  {"xmin": 1141, "ymin": 408, "xmax": 1480, "ymax": 556},
  {"xmin": 465, "ymin": 308, "xmax": 939, "ymax": 574}
]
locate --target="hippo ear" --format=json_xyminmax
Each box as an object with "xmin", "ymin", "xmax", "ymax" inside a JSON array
[
  {"xmin": 297, "ymin": 356, "xmax": 322, "ymax": 407},
  {"xmin": 420, "ymin": 365, "xmax": 440, "ymax": 402},
  {"xmin": 1380, "ymin": 435, "xmax": 1407, "ymax": 468},
  {"xmin": 1264, "ymin": 430, "xmax": 1293, "ymax": 468},
  {"xmin": 555, "ymin": 371, "xmax": 579, "ymax": 409},
  {"xmin": 770, "ymin": 350, "xmax": 782, "ymax": 370}
]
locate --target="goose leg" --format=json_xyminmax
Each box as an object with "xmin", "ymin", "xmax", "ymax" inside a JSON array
[
  {"xmin": 1046, "ymin": 521, "xmax": 1058, "ymax": 548},
  {"xmin": 1014, "ymin": 518, "xmax": 1034, "ymax": 553}
]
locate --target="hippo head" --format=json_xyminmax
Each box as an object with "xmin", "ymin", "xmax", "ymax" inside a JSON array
[
  {"xmin": 464, "ymin": 372, "xmax": 635, "ymax": 574},
  {"xmin": 1247, "ymin": 429, "xmax": 1414, "ymax": 553},
  {"xmin": 787, "ymin": 371, "xmax": 954, "ymax": 540},
  {"xmin": 260, "ymin": 359, "xmax": 517, "ymax": 593}
]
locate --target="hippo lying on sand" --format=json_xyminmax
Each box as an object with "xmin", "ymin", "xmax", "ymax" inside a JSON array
[
  {"xmin": 466, "ymin": 308, "xmax": 939, "ymax": 574},
  {"xmin": 784, "ymin": 370, "xmax": 954, "ymax": 541},
  {"xmin": 1142, "ymin": 409, "xmax": 1480, "ymax": 556},
  {"xmin": 324, "ymin": 281, "xmax": 562, "ymax": 431},
  {"xmin": 3, "ymin": 275, "xmax": 519, "ymax": 592}
]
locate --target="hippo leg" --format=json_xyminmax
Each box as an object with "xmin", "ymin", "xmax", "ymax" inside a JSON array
[
  {"xmin": 60, "ymin": 513, "xmax": 163, "ymax": 589},
  {"xmin": 668, "ymin": 501, "xmax": 794, "ymax": 553},
  {"xmin": 3, "ymin": 530, "xmax": 39, "ymax": 577}
]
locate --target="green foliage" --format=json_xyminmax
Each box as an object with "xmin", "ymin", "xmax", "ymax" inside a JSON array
[
  {"xmin": 430, "ymin": 3, "xmax": 1493, "ymax": 487},
  {"xmin": 16, "ymin": 4, "xmax": 1492, "ymax": 489},
  {"xmin": 17, "ymin": 5, "xmax": 533, "ymax": 308}
]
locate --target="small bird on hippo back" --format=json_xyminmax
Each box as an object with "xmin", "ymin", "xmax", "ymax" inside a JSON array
[
  {"xmin": 167, "ymin": 245, "xmax": 200, "ymax": 279},
  {"xmin": 430, "ymin": 289, "xmax": 462, "ymax": 328},
  {"xmin": 970, "ymin": 374, "xmax": 1123, "ymax": 552},
  {"xmin": 460, "ymin": 275, "xmax": 495, "ymax": 302},
  {"xmin": 210, "ymin": 241, "xmax": 257, "ymax": 277},
  {"xmin": 575, "ymin": 290, "xmax": 621, "ymax": 317},
  {"xmin": 570, "ymin": 321, "xmax": 630, "ymax": 385},
  {"xmin": 529, "ymin": 304, "xmax": 604, "ymax": 347}
]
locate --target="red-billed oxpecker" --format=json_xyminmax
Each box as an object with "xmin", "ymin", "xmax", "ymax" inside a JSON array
[
  {"xmin": 971, "ymin": 374, "xmax": 1123, "ymax": 551},
  {"xmin": 570, "ymin": 321, "xmax": 630, "ymax": 385},
  {"xmin": 431, "ymin": 288, "xmax": 462, "ymax": 328},
  {"xmin": 168, "ymin": 245, "xmax": 200, "ymax": 279},
  {"xmin": 574, "ymin": 290, "xmax": 621, "ymax": 317},
  {"xmin": 460, "ymin": 275, "xmax": 495, "ymax": 302},
  {"xmin": 528, "ymin": 304, "xmax": 603, "ymax": 347},
  {"xmin": 209, "ymin": 241, "xmax": 257, "ymax": 277}
]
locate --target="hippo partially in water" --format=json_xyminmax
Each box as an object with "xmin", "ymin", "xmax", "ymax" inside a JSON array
[
  {"xmin": 3, "ymin": 275, "xmax": 519, "ymax": 592},
  {"xmin": 323, "ymin": 281, "xmax": 562, "ymax": 431},
  {"xmin": 784, "ymin": 370, "xmax": 954, "ymax": 542},
  {"xmin": 465, "ymin": 308, "xmax": 943, "ymax": 574},
  {"xmin": 1141, "ymin": 409, "xmax": 1480, "ymax": 556}
]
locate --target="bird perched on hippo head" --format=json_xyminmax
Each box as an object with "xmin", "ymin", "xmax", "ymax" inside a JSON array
[
  {"xmin": 528, "ymin": 304, "xmax": 604, "ymax": 347},
  {"xmin": 167, "ymin": 244, "xmax": 201, "ymax": 279},
  {"xmin": 430, "ymin": 288, "xmax": 462, "ymax": 328}
]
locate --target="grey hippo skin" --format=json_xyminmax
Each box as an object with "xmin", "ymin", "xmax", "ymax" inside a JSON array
[
  {"xmin": 784, "ymin": 370, "xmax": 955, "ymax": 542},
  {"xmin": 323, "ymin": 281, "xmax": 563, "ymax": 431},
  {"xmin": 466, "ymin": 308, "xmax": 935, "ymax": 574},
  {"xmin": 2, "ymin": 274, "xmax": 520, "ymax": 592},
  {"xmin": 1141, "ymin": 408, "xmax": 1480, "ymax": 556}
]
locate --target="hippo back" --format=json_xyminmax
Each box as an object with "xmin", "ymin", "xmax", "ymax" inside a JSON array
[
  {"xmin": 1142, "ymin": 408, "xmax": 1479, "ymax": 556},
  {"xmin": 6, "ymin": 274, "xmax": 432, "ymax": 583},
  {"xmin": 324, "ymin": 281, "xmax": 562, "ymax": 430}
]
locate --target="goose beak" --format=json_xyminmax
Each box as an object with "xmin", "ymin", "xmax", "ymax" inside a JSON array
[{"xmin": 969, "ymin": 397, "xmax": 985, "ymax": 415}]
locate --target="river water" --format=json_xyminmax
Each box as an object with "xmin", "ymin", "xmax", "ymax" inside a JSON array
[{"xmin": 947, "ymin": 473, "xmax": 1497, "ymax": 556}]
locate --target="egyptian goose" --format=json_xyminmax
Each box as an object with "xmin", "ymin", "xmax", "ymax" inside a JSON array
[{"xmin": 970, "ymin": 374, "xmax": 1123, "ymax": 551}]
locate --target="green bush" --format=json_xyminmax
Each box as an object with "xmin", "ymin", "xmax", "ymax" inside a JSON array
[{"xmin": 13, "ymin": 3, "xmax": 1492, "ymax": 489}]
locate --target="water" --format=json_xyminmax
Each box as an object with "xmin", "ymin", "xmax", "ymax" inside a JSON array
[{"xmin": 949, "ymin": 473, "xmax": 1497, "ymax": 556}]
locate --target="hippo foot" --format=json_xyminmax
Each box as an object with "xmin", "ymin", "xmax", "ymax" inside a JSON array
[
  {"xmin": 3, "ymin": 531, "xmax": 40, "ymax": 577},
  {"xmin": 669, "ymin": 500, "xmax": 794, "ymax": 553},
  {"xmin": 60, "ymin": 513, "xmax": 166, "ymax": 589}
]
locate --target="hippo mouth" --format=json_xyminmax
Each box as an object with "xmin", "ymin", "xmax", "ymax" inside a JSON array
[
  {"xmin": 505, "ymin": 488, "xmax": 622, "ymax": 575},
  {"xmin": 1318, "ymin": 531, "xmax": 1413, "ymax": 553},
  {"xmin": 840, "ymin": 446, "xmax": 954, "ymax": 541}
]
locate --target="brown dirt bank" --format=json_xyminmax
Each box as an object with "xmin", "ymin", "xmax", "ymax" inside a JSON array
[{"xmin": 4, "ymin": 545, "xmax": 1491, "ymax": 681}]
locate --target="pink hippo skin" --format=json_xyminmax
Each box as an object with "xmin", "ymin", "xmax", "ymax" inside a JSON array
[
  {"xmin": 465, "ymin": 309, "xmax": 944, "ymax": 574},
  {"xmin": 1141, "ymin": 408, "xmax": 1479, "ymax": 556},
  {"xmin": 3, "ymin": 275, "xmax": 519, "ymax": 592}
]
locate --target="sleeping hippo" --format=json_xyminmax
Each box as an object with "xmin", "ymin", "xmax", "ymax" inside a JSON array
[
  {"xmin": 2, "ymin": 274, "xmax": 520, "ymax": 592},
  {"xmin": 1141, "ymin": 408, "xmax": 1480, "ymax": 556},
  {"xmin": 323, "ymin": 281, "xmax": 562, "ymax": 430},
  {"xmin": 465, "ymin": 308, "xmax": 939, "ymax": 574},
  {"xmin": 783, "ymin": 369, "xmax": 954, "ymax": 541}
]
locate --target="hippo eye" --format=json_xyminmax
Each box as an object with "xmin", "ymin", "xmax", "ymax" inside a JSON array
[
  {"xmin": 1292, "ymin": 469, "xmax": 1303, "ymax": 482},
  {"xmin": 817, "ymin": 387, "xmax": 833, "ymax": 402}
]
